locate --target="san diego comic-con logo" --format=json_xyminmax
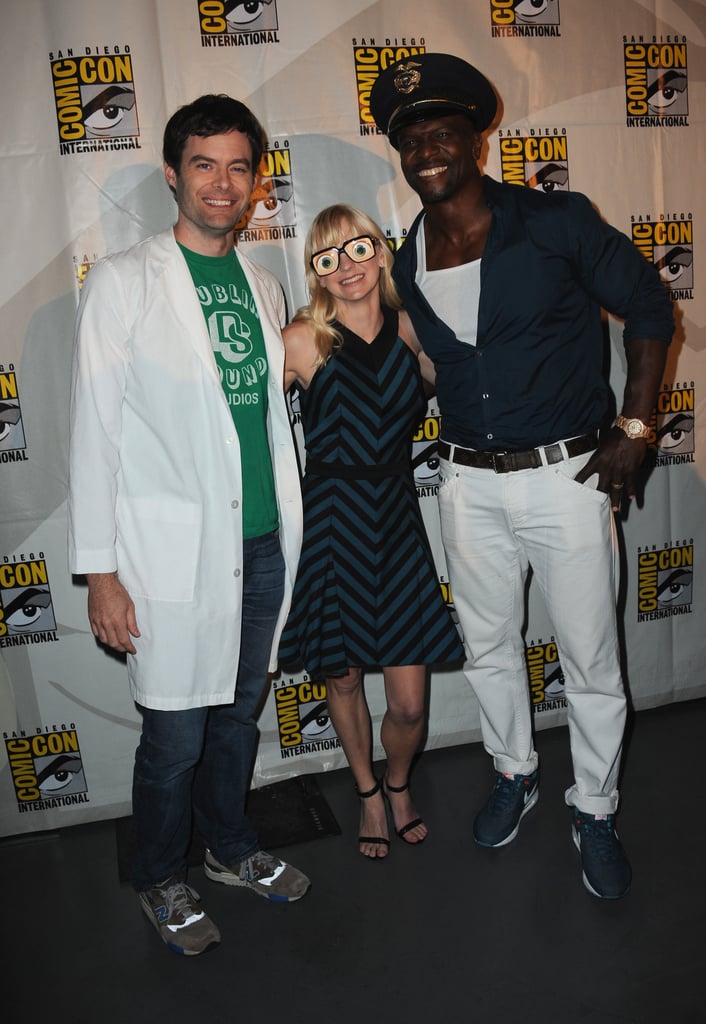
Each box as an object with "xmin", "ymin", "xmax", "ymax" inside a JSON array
[
  {"xmin": 352, "ymin": 39, "xmax": 426, "ymax": 135},
  {"xmin": 49, "ymin": 45, "xmax": 140, "ymax": 155},
  {"xmin": 632, "ymin": 214, "xmax": 694, "ymax": 303},
  {"xmin": 624, "ymin": 379, "xmax": 696, "ymax": 469},
  {"xmin": 384, "ymin": 231, "xmax": 407, "ymax": 256},
  {"xmin": 439, "ymin": 577, "xmax": 464, "ymax": 644},
  {"xmin": 413, "ymin": 411, "xmax": 442, "ymax": 494},
  {"xmin": 650, "ymin": 383, "xmax": 695, "ymax": 467},
  {"xmin": 637, "ymin": 540, "xmax": 694, "ymax": 622},
  {"xmin": 0, "ymin": 365, "xmax": 27, "ymax": 463},
  {"xmin": 490, "ymin": 0, "xmax": 561, "ymax": 38},
  {"xmin": 197, "ymin": 0, "xmax": 279, "ymax": 47},
  {"xmin": 73, "ymin": 253, "xmax": 99, "ymax": 291},
  {"xmin": 237, "ymin": 142, "xmax": 297, "ymax": 242},
  {"xmin": 498, "ymin": 128, "xmax": 569, "ymax": 192},
  {"xmin": 526, "ymin": 638, "xmax": 567, "ymax": 713},
  {"xmin": 623, "ymin": 36, "xmax": 688, "ymax": 127},
  {"xmin": 274, "ymin": 678, "xmax": 341, "ymax": 759},
  {"xmin": 4, "ymin": 726, "xmax": 89, "ymax": 813},
  {"xmin": 0, "ymin": 555, "xmax": 59, "ymax": 648}
]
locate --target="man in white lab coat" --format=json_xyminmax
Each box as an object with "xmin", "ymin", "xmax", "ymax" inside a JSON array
[{"xmin": 69, "ymin": 95, "xmax": 307, "ymax": 956}]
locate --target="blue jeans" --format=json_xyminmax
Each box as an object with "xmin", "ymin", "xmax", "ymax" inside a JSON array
[{"xmin": 131, "ymin": 531, "xmax": 285, "ymax": 891}]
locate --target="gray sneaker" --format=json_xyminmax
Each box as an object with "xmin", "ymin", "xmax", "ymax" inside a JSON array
[
  {"xmin": 204, "ymin": 849, "xmax": 311, "ymax": 902},
  {"xmin": 139, "ymin": 877, "xmax": 221, "ymax": 956}
]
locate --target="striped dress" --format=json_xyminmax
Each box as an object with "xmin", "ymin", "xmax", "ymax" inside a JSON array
[{"xmin": 279, "ymin": 308, "xmax": 464, "ymax": 678}]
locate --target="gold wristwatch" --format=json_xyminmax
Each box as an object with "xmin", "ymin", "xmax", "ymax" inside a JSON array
[{"xmin": 614, "ymin": 415, "xmax": 650, "ymax": 439}]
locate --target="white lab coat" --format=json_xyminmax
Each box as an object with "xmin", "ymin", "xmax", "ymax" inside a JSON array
[{"xmin": 68, "ymin": 229, "xmax": 302, "ymax": 710}]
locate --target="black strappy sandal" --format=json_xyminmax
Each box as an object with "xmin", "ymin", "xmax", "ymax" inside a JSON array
[
  {"xmin": 356, "ymin": 778, "xmax": 391, "ymax": 855},
  {"xmin": 383, "ymin": 778, "xmax": 426, "ymax": 844}
]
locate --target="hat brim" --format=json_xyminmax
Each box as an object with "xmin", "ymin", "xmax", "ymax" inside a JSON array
[{"xmin": 388, "ymin": 100, "xmax": 484, "ymax": 147}]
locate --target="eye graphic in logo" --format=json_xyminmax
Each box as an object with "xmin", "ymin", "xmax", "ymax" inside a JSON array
[
  {"xmin": 81, "ymin": 85, "xmax": 137, "ymax": 139},
  {"xmin": 657, "ymin": 567, "xmax": 692, "ymax": 607},
  {"xmin": 654, "ymin": 245, "xmax": 693, "ymax": 289},
  {"xmin": 3, "ymin": 586, "xmax": 56, "ymax": 634},
  {"xmin": 646, "ymin": 69, "xmax": 687, "ymax": 116},
  {"xmin": 543, "ymin": 664, "xmax": 565, "ymax": 697},
  {"xmin": 656, "ymin": 412, "xmax": 694, "ymax": 455},
  {"xmin": 0, "ymin": 401, "xmax": 25, "ymax": 450},
  {"xmin": 412, "ymin": 438, "xmax": 440, "ymax": 486},
  {"xmin": 225, "ymin": 0, "xmax": 278, "ymax": 32},
  {"xmin": 526, "ymin": 161, "xmax": 569, "ymax": 193},
  {"xmin": 299, "ymin": 699, "xmax": 337, "ymax": 741},
  {"xmin": 35, "ymin": 752, "xmax": 87, "ymax": 799},
  {"xmin": 248, "ymin": 177, "xmax": 294, "ymax": 227},
  {"xmin": 513, "ymin": 0, "xmax": 560, "ymax": 25}
]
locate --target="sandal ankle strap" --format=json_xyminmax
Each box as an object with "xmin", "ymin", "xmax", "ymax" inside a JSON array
[
  {"xmin": 384, "ymin": 777, "xmax": 410, "ymax": 794},
  {"xmin": 356, "ymin": 778, "xmax": 382, "ymax": 799}
]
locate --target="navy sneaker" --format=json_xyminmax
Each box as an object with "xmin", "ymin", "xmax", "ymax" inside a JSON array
[
  {"xmin": 473, "ymin": 770, "xmax": 539, "ymax": 847},
  {"xmin": 572, "ymin": 808, "xmax": 632, "ymax": 899}
]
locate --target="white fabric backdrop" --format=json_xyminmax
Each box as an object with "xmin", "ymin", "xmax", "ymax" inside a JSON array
[{"xmin": 1, "ymin": 0, "xmax": 704, "ymax": 836}]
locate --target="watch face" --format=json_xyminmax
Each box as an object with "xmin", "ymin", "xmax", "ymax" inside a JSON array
[{"xmin": 628, "ymin": 421, "xmax": 642, "ymax": 436}]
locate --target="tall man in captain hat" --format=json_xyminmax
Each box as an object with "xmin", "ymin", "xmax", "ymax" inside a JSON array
[{"xmin": 369, "ymin": 53, "xmax": 674, "ymax": 898}]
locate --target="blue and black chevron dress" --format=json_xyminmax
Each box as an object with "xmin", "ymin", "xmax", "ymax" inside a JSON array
[{"xmin": 279, "ymin": 307, "xmax": 464, "ymax": 678}]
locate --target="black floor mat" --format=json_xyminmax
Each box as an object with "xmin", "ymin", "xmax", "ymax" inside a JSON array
[{"xmin": 115, "ymin": 774, "xmax": 341, "ymax": 883}]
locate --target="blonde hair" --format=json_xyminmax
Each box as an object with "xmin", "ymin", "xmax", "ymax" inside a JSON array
[{"xmin": 293, "ymin": 204, "xmax": 401, "ymax": 367}]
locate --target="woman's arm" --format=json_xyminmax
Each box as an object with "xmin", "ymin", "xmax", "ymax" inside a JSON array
[{"xmin": 283, "ymin": 320, "xmax": 319, "ymax": 391}]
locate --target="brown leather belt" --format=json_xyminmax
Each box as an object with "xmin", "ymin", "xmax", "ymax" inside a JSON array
[{"xmin": 438, "ymin": 433, "xmax": 598, "ymax": 474}]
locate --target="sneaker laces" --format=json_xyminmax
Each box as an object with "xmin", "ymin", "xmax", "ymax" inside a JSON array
[
  {"xmin": 244, "ymin": 851, "xmax": 282, "ymax": 881},
  {"xmin": 577, "ymin": 815, "xmax": 620, "ymax": 863},
  {"xmin": 489, "ymin": 773, "xmax": 523, "ymax": 812},
  {"xmin": 161, "ymin": 880, "xmax": 202, "ymax": 924}
]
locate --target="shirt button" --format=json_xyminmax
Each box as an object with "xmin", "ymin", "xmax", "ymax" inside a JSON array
[
  {"xmin": 231, "ymin": 500, "xmax": 239, "ymax": 509},
  {"xmin": 226, "ymin": 436, "xmax": 235, "ymax": 445},
  {"xmin": 482, "ymin": 393, "xmax": 489, "ymax": 399},
  {"xmin": 234, "ymin": 568, "xmax": 241, "ymax": 578},
  {"xmin": 487, "ymin": 433, "xmax": 494, "ymax": 440}
]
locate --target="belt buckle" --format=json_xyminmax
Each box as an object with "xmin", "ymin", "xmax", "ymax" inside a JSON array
[{"xmin": 491, "ymin": 451, "xmax": 512, "ymax": 473}]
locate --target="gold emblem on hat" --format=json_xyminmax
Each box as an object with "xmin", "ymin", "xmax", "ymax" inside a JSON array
[{"xmin": 393, "ymin": 61, "xmax": 422, "ymax": 95}]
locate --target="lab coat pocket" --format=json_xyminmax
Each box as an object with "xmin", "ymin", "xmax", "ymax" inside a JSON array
[{"xmin": 116, "ymin": 496, "xmax": 202, "ymax": 602}]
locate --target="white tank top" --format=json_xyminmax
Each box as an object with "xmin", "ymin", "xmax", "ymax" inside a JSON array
[{"xmin": 415, "ymin": 217, "xmax": 481, "ymax": 347}]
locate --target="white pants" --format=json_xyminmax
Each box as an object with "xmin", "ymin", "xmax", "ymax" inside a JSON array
[{"xmin": 438, "ymin": 448, "xmax": 626, "ymax": 815}]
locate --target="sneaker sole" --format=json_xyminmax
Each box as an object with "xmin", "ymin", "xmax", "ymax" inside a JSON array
[
  {"xmin": 139, "ymin": 897, "xmax": 221, "ymax": 956},
  {"xmin": 572, "ymin": 827, "xmax": 631, "ymax": 900},
  {"xmin": 203, "ymin": 860, "xmax": 309, "ymax": 903},
  {"xmin": 474, "ymin": 785, "xmax": 539, "ymax": 848}
]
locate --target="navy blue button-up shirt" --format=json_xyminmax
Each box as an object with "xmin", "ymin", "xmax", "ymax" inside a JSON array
[{"xmin": 393, "ymin": 176, "xmax": 674, "ymax": 451}]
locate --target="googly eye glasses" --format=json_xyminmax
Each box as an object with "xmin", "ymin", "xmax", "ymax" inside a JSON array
[{"xmin": 310, "ymin": 235, "xmax": 378, "ymax": 277}]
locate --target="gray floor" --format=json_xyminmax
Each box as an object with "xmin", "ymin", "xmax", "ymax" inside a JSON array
[{"xmin": 3, "ymin": 698, "xmax": 704, "ymax": 1024}]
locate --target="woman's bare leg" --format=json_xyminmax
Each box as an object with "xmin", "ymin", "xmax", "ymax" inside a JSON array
[
  {"xmin": 326, "ymin": 668, "xmax": 389, "ymax": 858},
  {"xmin": 381, "ymin": 664, "xmax": 428, "ymax": 844}
]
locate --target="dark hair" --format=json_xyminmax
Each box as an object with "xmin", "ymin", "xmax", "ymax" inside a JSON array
[{"xmin": 162, "ymin": 94, "xmax": 266, "ymax": 177}]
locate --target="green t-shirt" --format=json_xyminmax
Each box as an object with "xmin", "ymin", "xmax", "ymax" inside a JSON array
[{"xmin": 179, "ymin": 243, "xmax": 278, "ymax": 538}]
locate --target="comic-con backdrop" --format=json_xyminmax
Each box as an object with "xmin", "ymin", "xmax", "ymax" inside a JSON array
[{"xmin": 1, "ymin": 0, "xmax": 704, "ymax": 836}]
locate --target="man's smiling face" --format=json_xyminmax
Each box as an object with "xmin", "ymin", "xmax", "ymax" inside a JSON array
[
  {"xmin": 397, "ymin": 114, "xmax": 483, "ymax": 205},
  {"xmin": 165, "ymin": 130, "xmax": 256, "ymax": 254}
]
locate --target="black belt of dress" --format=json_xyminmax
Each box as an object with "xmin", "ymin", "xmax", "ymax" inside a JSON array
[
  {"xmin": 438, "ymin": 433, "xmax": 598, "ymax": 474},
  {"xmin": 305, "ymin": 457, "xmax": 409, "ymax": 480}
]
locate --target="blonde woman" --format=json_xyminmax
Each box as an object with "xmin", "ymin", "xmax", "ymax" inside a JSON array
[{"xmin": 280, "ymin": 205, "xmax": 463, "ymax": 858}]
